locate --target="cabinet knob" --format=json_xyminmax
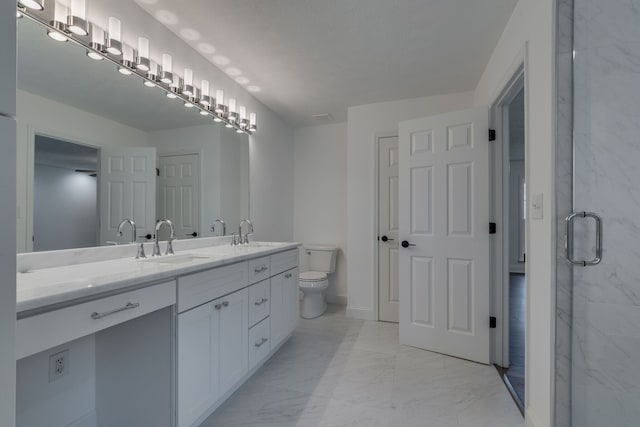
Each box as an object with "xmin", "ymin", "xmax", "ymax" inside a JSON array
[
  {"xmin": 214, "ymin": 303, "xmax": 222, "ymax": 310},
  {"xmin": 284, "ymin": 273, "xmax": 292, "ymax": 279},
  {"xmin": 222, "ymin": 301, "xmax": 229, "ymax": 307}
]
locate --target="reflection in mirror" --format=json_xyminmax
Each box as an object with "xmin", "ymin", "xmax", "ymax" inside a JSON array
[{"xmin": 17, "ymin": 16, "xmax": 250, "ymax": 253}]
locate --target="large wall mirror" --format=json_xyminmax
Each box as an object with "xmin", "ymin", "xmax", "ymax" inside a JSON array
[{"xmin": 16, "ymin": 16, "xmax": 250, "ymax": 253}]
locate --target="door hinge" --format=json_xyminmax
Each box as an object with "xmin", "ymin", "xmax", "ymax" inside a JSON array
[
  {"xmin": 156, "ymin": 168, "xmax": 160, "ymax": 177},
  {"xmin": 489, "ymin": 222, "xmax": 497, "ymax": 234},
  {"xmin": 490, "ymin": 316, "xmax": 497, "ymax": 328},
  {"xmin": 489, "ymin": 129, "xmax": 496, "ymax": 141}
]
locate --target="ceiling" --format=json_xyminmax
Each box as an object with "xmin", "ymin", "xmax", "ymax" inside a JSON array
[
  {"xmin": 134, "ymin": 0, "xmax": 518, "ymax": 127},
  {"xmin": 18, "ymin": 18, "xmax": 216, "ymax": 131},
  {"xmin": 35, "ymin": 135, "xmax": 99, "ymax": 171}
]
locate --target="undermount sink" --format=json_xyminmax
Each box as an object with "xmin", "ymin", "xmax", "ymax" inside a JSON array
[{"xmin": 142, "ymin": 253, "xmax": 213, "ymax": 265}]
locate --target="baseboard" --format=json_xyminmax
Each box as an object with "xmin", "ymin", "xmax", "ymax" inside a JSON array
[
  {"xmin": 326, "ymin": 295, "xmax": 347, "ymax": 305},
  {"xmin": 346, "ymin": 306, "xmax": 375, "ymax": 320},
  {"xmin": 68, "ymin": 410, "xmax": 97, "ymax": 427}
]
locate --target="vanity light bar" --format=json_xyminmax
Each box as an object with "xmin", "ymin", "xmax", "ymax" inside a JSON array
[{"xmin": 17, "ymin": 4, "xmax": 258, "ymax": 135}]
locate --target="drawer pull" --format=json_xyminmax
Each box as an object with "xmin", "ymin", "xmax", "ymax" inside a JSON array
[
  {"xmin": 222, "ymin": 301, "xmax": 229, "ymax": 307},
  {"xmin": 254, "ymin": 337, "xmax": 268, "ymax": 348},
  {"xmin": 254, "ymin": 297, "xmax": 269, "ymax": 306},
  {"xmin": 284, "ymin": 273, "xmax": 292, "ymax": 279},
  {"xmin": 214, "ymin": 303, "xmax": 222, "ymax": 310},
  {"xmin": 91, "ymin": 302, "xmax": 140, "ymax": 320},
  {"xmin": 254, "ymin": 265, "xmax": 268, "ymax": 273}
]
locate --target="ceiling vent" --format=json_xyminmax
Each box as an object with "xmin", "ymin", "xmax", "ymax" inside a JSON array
[{"xmin": 311, "ymin": 113, "xmax": 334, "ymax": 122}]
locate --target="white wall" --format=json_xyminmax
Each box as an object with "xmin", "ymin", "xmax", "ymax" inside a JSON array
[
  {"xmin": 33, "ymin": 165, "xmax": 98, "ymax": 251},
  {"xmin": 473, "ymin": 0, "xmax": 555, "ymax": 425},
  {"xmin": 0, "ymin": 0, "xmax": 16, "ymax": 424},
  {"xmin": 16, "ymin": 90, "xmax": 150, "ymax": 253},
  {"xmin": 293, "ymin": 123, "xmax": 348, "ymax": 304},
  {"xmin": 346, "ymin": 92, "xmax": 475, "ymax": 319}
]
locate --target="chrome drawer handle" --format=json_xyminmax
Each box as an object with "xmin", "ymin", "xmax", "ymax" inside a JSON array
[
  {"xmin": 254, "ymin": 265, "xmax": 268, "ymax": 273},
  {"xmin": 91, "ymin": 302, "xmax": 140, "ymax": 320},
  {"xmin": 254, "ymin": 337, "xmax": 268, "ymax": 348},
  {"xmin": 222, "ymin": 301, "xmax": 229, "ymax": 307},
  {"xmin": 254, "ymin": 297, "xmax": 268, "ymax": 306},
  {"xmin": 284, "ymin": 273, "xmax": 292, "ymax": 279},
  {"xmin": 565, "ymin": 211, "xmax": 603, "ymax": 266}
]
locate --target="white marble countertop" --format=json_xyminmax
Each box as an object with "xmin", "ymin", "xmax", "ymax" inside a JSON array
[{"xmin": 17, "ymin": 241, "xmax": 300, "ymax": 315}]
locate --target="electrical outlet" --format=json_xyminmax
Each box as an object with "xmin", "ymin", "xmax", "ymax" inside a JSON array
[{"xmin": 49, "ymin": 349, "xmax": 69, "ymax": 382}]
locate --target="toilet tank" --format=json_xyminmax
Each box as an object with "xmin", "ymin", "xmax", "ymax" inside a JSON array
[{"xmin": 303, "ymin": 244, "xmax": 338, "ymax": 273}]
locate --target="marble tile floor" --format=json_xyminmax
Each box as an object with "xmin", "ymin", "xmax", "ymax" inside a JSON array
[{"xmin": 201, "ymin": 304, "xmax": 524, "ymax": 427}]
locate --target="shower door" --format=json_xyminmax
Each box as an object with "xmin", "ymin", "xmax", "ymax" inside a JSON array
[{"xmin": 563, "ymin": 0, "xmax": 640, "ymax": 425}]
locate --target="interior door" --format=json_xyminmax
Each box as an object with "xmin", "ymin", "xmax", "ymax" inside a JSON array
[
  {"xmin": 378, "ymin": 135, "xmax": 400, "ymax": 323},
  {"xmin": 398, "ymin": 107, "xmax": 490, "ymax": 364},
  {"xmin": 158, "ymin": 154, "xmax": 200, "ymax": 240},
  {"xmin": 99, "ymin": 147, "xmax": 156, "ymax": 245}
]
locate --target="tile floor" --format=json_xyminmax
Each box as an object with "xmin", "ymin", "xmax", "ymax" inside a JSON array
[{"xmin": 201, "ymin": 305, "xmax": 524, "ymax": 427}]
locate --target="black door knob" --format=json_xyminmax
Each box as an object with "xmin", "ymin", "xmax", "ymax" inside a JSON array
[
  {"xmin": 187, "ymin": 232, "xmax": 198, "ymax": 237},
  {"xmin": 401, "ymin": 240, "xmax": 415, "ymax": 248},
  {"xmin": 381, "ymin": 235, "xmax": 395, "ymax": 242},
  {"xmin": 143, "ymin": 234, "xmax": 152, "ymax": 240}
]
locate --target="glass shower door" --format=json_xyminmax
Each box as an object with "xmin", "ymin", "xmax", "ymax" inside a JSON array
[{"xmin": 567, "ymin": 0, "xmax": 640, "ymax": 425}]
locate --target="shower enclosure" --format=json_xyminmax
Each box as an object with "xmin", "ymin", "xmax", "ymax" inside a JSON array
[{"xmin": 555, "ymin": 0, "xmax": 640, "ymax": 425}]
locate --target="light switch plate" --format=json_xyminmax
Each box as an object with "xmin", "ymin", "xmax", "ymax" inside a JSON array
[{"xmin": 531, "ymin": 193, "xmax": 544, "ymax": 220}]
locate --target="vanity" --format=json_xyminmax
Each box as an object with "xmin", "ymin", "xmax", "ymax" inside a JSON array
[{"xmin": 15, "ymin": 239, "xmax": 300, "ymax": 427}]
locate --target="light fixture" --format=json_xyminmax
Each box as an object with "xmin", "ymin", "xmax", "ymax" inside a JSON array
[
  {"xmin": 49, "ymin": 2, "xmax": 69, "ymax": 42},
  {"xmin": 106, "ymin": 17, "xmax": 122, "ymax": 56},
  {"xmin": 199, "ymin": 80, "xmax": 211, "ymax": 107},
  {"xmin": 249, "ymin": 113, "xmax": 257, "ymax": 132},
  {"xmin": 182, "ymin": 68, "xmax": 194, "ymax": 96},
  {"xmin": 214, "ymin": 90, "xmax": 226, "ymax": 114},
  {"xmin": 144, "ymin": 62, "xmax": 158, "ymax": 87},
  {"xmin": 239, "ymin": 106, "xmax": 248, "ymax": 129},
  {"xmin": 227, "ymin": 98, "xmax": 238, "ymax": 123},
  {"xmin": 160, "ymin": 53, "xmax": 173, "ymax": 84},
  {"xmin": 166, "ymin": 78, "xmax": 182, "ymax": 98},
  {"xmin": 17, "ymin": 10, "xmax": 24, "ymax": 19},
  {"xmin": 184, "ymin": 101, "xmax": 194, "ymax": 108},
  {"xmin": 213, "ymin": 116, "xmax": 222, "ymax": 123},
  {"xmin": 118, "ymin": 45, "xmax": 134, "ymax": 75},
  {"xmin": 200, "ymin": 110, "xmax": 210, "ymax": 116},
  {"xmin": 87, "ymin": 24, "xmax": 105, "ymax": 60},
  {"xmin": 136, "ymin": 37, "xmax": 150, "ymax": 72},
  {"xmin": 18, "ymin": 0, "xmax": 44, "ymax": 11},
  {"xmin": 67, "ymin": 0, "xmax": 88, "ymax": 36}
]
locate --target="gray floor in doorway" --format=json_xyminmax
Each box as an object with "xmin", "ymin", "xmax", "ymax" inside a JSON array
[{"xmin": 201, "ymin": 304, "xmax": 523, "ymax": 427}]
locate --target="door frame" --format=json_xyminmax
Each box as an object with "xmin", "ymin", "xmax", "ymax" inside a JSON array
[
  {"xmin": 157, "ymin": 150, "xmax": 203, "ymax": 237},
  {"xmin": 490, "ymin": 61, "xmax": 527, "ymax": 368},
  {"xmin": 374, "ymin": 131, "xmax": 399, "ymax": 322}
]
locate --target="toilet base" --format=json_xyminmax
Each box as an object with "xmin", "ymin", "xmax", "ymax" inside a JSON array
[{"xmin": 301, "ymin": 291, "xmax": 327, "ymax": 319}]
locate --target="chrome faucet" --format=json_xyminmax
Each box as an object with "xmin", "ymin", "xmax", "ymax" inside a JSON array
[
  {"xmin": 238, "ymin": 219, "xmax": 254, "ymax": 245},
  {"xmin": 118, "ymin": 219, "xmax": 146, "ymax": 259},
  {"xmin": 153, "ymin": 219, "xmax": 176, "ymax": 256},
  {"xmin": 212, "ymin": 219, "xmax": 226, "ymax": 236}
]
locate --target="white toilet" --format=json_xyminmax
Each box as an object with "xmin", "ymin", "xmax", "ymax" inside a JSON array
[{"xmin": 299, "ymin": 244, "xmax": 338, "ymax": 319}]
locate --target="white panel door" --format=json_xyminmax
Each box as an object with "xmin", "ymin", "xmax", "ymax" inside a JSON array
[
  {"xmin": 158, "ymin": 154, "xmax": 200, "ymax": 240},
  {"xmin": 177, "ymin": 301, "xmax": 219, "ymax": 427},
  {"xmin": 398, "ymin": 108, "xmax": 490, "ymax": 364},
  {"xmin": 99, "ymin": 147, "xmax": 156, "ymax": 245},
  {"xmin": 218, "ymin": 288, "xmax": 248, "ymax": 396},
  {"xmin": 378, "ymin": 136, "xmax": 400, "ymax": 323}
]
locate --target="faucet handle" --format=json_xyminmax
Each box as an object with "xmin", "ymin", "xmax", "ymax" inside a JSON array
[
  {"xmin": 166, "ymin": 237, "xmax": 175, "ymax": 255},
  {"xmin": 137, "ymin": 242, "xmax": 147, "ymax": 259},
  {"xmin": 152, "ymin": 242, "xmax": 162, "ymax": 257}
]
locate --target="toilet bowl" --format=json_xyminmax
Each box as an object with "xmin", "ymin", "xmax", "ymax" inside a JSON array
[
  {"xmin": 299, "ymin": 244, "xmax": 338, "ymax": 319},
  {"xmin": 299, "ymin": 271, "xmax": 329, "ymax": 318}
]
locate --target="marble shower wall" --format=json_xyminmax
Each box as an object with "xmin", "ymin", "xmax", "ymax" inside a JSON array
[
  {"xmin": 554, "ymin": 0, "xmax": 574, "ymax": 425},
  {"xmin": 570, "ymin": 0, "xmax": 640, "ymax": 425}
]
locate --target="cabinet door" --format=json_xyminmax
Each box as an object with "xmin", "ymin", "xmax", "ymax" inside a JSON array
[
  {"xmin": 218, "ymin": 288, "xmax": 248, "ymax": 396},
  {"xmin": 284, "ymin": 268, "xmax": 300, "ymax": 335},
  {"xmin": 178, "ymin": 301, "xmax": 220, "ymax": 427},
  {"xmin": 270, "ymin": 274, "xmax": 286, "ymax": 350}
]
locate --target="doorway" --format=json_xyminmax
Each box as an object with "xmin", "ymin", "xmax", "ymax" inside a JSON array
[{"xmin": 158, "ymin": 153, "xmax": 201, "ymax": 240}]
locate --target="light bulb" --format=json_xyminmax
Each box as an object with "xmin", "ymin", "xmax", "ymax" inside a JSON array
[
  {"xmin": 200, "ymin": 80, "xmax": 211, "ymax": 106},
  {"xmin": 87, "ymin": 51, "xmax": 103, "ymax": 60},
  {"xmin": 144, "ymin": 62, "xmax": 158, "ymax": 87},
  {"xmin": 144, "ymin": 81, "xmax": 156, "ymax": 88},
  {"xmin": 214, "ymin": 89, "xmax": 224, "ymax": 113},
  {"xmin": 49, "ymin": 1, "xmax": 69, "ymax": 42},
  {"xmin": 213, "ymin": 116, "xmax": 222, "ymax": 123},
  {"xmin": 88, "ymin": 24, "xmax": 106, "ymax": 59},
  {"xmin": 239, "ymin": 106, "xmax": 247, "ymax": 121},
  {"xmin": 228, "ymin": 98, "xmax": 237, "ymax": 113},
  {"xmin": 68, "ymin": 0, "xmax": 88, "ymax": 36},
  {"xmin": 166, "ymin": 93, "xmax": 177, "ymax": 99},
  {"xmin": 118, "ymin": 67, "xmax": 132, "ymax": 75},
  {"xmin": 18, "ymin": 0, "xmax": 44, "ymax": 11},
  {"xmin": 200, "ymin": 110, "xmax": 210, "ymax": 116},
  {"xmin": 106, "ymin": 17, "xmax": 122, "ymax": 56},
  {"xmin": 160, "ymin": 54, "xmax": 173, "ymax": 84},
  {"xmin": 48, "ymin": 30, "xmax": 68, "ymax": 42},
  {"xmin": 136, "ymin": 37, "xmax": 150, "ymax": 71},
  {"xmin": 184, "ymin": 102, "xmax": 194, "ymax": 108},
  {"xmin": 249, "ymin": 113, "xmax": 257, "ymax": 132},
  {"xmin": 236, "ymin": 128, "xmax": 244, "ymax": 134},
  {"xmin": 182, "ymin": 68, "xmax": 194, "ymax": 96}
]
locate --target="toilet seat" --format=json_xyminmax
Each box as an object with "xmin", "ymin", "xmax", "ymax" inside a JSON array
[{"xmin": 299, "ymin": 271, "xmax": 327, "ymax": 282}]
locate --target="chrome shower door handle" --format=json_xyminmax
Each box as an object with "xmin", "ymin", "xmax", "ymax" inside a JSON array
[{"xmin": 565, "ymin": 211, "xmax": 603, "ymax": 266}]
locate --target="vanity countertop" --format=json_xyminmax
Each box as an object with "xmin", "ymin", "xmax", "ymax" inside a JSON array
[{"xmin": 17, "ymin": 241, "xmax": 300, "ymax": 316}]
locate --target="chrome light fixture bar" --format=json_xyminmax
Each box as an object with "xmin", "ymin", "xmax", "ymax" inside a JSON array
[{"xmin": 17, "ymin": 5, "xmax": 257, "ymax": 135}]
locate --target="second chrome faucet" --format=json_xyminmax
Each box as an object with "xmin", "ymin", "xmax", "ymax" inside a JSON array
[{"xmin": 153, "ymin": 219, "xmax": 176, "ymax": 256}]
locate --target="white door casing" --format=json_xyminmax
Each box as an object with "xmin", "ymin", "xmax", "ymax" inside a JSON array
[
  {"xmin": 398, "ymin": 108, "xmax": 491, "ymax": 364},
  {"xmin": 158, "ymin": 154, "xmax": 200, "ymax": 240},
  {"xmin": 99, "ymin": 147, "xmax": 156, "ymax": 245},
  {"xmin": 378, "ymin": 135, "xmax": 400, "ymax": 323}
]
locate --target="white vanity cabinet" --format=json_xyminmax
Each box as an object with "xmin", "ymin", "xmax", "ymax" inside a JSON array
[{"xmin": 270, "ymin": 267, "xmax": 300, "ymax": 350}]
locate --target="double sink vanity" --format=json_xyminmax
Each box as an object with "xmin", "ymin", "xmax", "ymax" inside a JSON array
[{"xmin": 15, "ymin": 237, "xmax": 301, "ymax": 427}]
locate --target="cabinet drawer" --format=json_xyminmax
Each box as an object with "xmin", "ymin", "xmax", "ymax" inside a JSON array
[
  {"xmin": 248, "ymin": 256, "xmax": 270, "ymax": 284},
  {"xmin": 16, "ymin": 281, "xmax": 176, "ymax": 359},
  {"xmin": 248, "ymin": 317, "xmax": 270, "ymax": 371},
  {"xmin": 248, "ymin": 279, "xmax": 270, "ymax": 327},
  {"xmin": 270, "ymin": 249, "xmax": 298, "ymax": 276},
  {"xmin": 178, "ymin": 262, "xmax": 248, "ymax": 313}
]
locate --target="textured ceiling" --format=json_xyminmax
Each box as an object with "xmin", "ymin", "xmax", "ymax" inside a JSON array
[{"xmin": 134, "ymin": 0, "xmax": 518, "ymax": 127}]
